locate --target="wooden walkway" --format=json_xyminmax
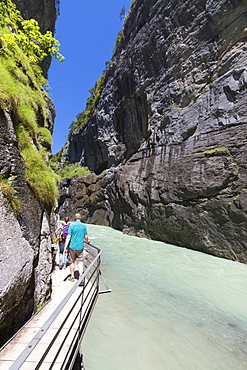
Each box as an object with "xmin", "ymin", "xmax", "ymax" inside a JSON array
[{"xmin": 0, "ymin": 260, "xmax": 95, "ymax": 369}]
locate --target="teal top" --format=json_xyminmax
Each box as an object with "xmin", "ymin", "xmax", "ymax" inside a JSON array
[{"xmin": 68, "ymin": 221, "xmax": 88, "ymax": 250}]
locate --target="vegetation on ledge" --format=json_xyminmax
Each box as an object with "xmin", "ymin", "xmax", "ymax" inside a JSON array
[
  {"xmin": 204, "ymin": 147, "xmax": 230, "ymax": 156},
  {"xmin": 0, "ymin": 0, "xmax": 63, "ymax": 209},
  {"xmin": 65, "ymin": 0, "xmax": 137, "ymax": 150},
  {"xmin": 112, "ymin": 0, "xmax": 137, "ymax": 57},
  {"xmin": 68, "ymin": 73, "xmax": 106, "ymax": 139},
  {"xmin": 0, "ymin": 175, "xmax": 21, "ymax": 215},
  {"xmin": 49, "ymin": 159, "xmax": 91, "ymax": 180}
]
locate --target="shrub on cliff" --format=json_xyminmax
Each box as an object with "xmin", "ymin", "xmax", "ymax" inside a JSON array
[
  {"xmin": 68, "ymin": 73, "xmax": 106, "ymax": 138},
  {"xmin": 49, "ymin": 153, "xmax": 91, "ymax": 179},
  {"xmin": 112, "ymin": 0, "xmax": 137, "ymax": 57},
  {"xmin": 0, "ymin": 175, "xmax": 21, "ymax": 215},
  {"xmin": 0, "ymin": 0, "xmax": 63, "ymax": 209},
  {"xmin": 54, "ymin": 162, "xmax": 91, "ymax": 179}
]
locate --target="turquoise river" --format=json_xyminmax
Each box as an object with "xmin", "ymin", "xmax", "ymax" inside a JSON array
[{"xmin": 82, "ymin": 224, "xmax": 247, "ymax": 370}]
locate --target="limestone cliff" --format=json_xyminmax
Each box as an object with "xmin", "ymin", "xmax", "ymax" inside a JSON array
[
  {"xmin": 0, "ymin": 0, "xmax": 57, "ymax": 346},
  {"xmin": 62, "ymin": 0, "xmax": 247, "ymax": 263}
]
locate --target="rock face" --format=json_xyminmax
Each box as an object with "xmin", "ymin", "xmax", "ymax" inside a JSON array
[
  {"xmin": 0, "ymin": 107, "xmax": 55, "ymax": 347},
  {"xmin": 63, "ymin": 0, "xmax": 247, "ymax": 262},
  {"xmin": 0, "ymin": 197, "xmax": 53, "ymax": 345},
  {"xmin": 57, "ymin": 173, "xmax": 109, "ymax": 224},
  {"xmin": 0, "ymin": 1, "xmax": 57, "ymax": 346}
]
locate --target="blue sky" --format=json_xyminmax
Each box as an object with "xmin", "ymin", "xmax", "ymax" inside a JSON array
[{"xmin": 48, "ymin": 0, "xmax": 132, "ymax": 154}]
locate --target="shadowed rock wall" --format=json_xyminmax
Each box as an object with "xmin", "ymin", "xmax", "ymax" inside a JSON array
[
  {"xmin": 0, "ymin": 107, "xmax": 55, "ymax": 346},
  {"xmin": 57, "ymin": 173, "xmax": 110, "ymax": 224},
  {"xmin": 62, "ymin": 0, "xmax": 247, "ymax": 263},
  {"xmin": 0, "ymin": 0, "xmax": 57, "ymax": 346}
]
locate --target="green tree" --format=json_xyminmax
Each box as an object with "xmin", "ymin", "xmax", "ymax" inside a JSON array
[
  {"xmin": 119, "ymin": 6, "xmax": 126, "ymax": 22},
  {"xmin": 0, "ymin": 0, "xmax": 64, "ymax": 65}
]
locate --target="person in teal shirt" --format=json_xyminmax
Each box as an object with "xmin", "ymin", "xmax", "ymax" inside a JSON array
[{"xmin": 64, "ymin": 213, "xmax": 89, "ymax": 282}]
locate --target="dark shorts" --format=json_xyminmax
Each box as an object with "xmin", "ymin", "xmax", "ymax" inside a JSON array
[{"xmin": 67, "ymin": 248, "xmax": 85, "ymax": 264}]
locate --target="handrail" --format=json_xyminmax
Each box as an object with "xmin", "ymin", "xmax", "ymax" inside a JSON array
[{"xmin": 9, "ymin": 242, "xmax": 103, "ymax": 370}]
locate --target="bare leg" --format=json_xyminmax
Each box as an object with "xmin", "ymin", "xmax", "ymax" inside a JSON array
[
  {"xmin": 73, "ymin": 261, "xmax": 80, "ymax": 280},
  {"xmin": 74, "ymin": 261, "xmax": 78, "ymax": 271},
  {"xmin": 78, "ymin": 261, "xmax": 84, "ymax": 286},
  {"xmin": 74, "ymin": 261, "xmax": 79, "ymax": 272},
  {"xmin": 78, "ymin": 261, "xmax": 83, "ymax": 275},
  {"xmin": 70, "ymin": 262, "xmax": 75, "ymax": 278}
]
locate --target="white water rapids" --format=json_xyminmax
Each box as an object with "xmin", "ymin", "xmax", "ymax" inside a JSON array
[{"xmin": 82, "ymin": 224, "xmax": 247, "ymax": 370}]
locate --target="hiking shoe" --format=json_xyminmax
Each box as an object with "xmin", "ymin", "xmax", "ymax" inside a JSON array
[{"xmin": 79, "ymin": 279, "xmax": 85, "ymax": 287}]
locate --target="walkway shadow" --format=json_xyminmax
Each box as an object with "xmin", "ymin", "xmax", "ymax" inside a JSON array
[{"xmin": 63, "ymin": 271, "xmax": 79, "ymax": 281}]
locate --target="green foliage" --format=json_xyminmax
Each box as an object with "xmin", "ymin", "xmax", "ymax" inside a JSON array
[
  {"xmin": 49, "ymin": 151, "xmax": 63, "ymax": 175},
  {"xmin": 16, "ymin": 125, "xmax": 59, "ymax": 207},
  {"xmin": 49, "ymin": 149, "xmax": 63, "ymax": 165},
  {"xmin": 55, "ymin": 0, "xmax": 61, "ymax": 17},
  {"xmin": 112, "ymin": 0, "xmax": 137, "ymax": 58},
  {"xmin": 0, "ymin": 0, "xmax": 63, "ymax": 209},
  {"xmin": 124, "ymin": 0, "xmax": 137, "ymax": 24},
  {"xmin": 49, "ymin": 153, "xmax": 91, "ymax": 179},
  {"xmin": 37, "ymin": 127, "xmax": 53, "ymax": 146},
  {"xmin": 36, "ymin": 301, "xmax": 47, "ymax": 312},
  {"xmin": 228, "ymin": 188, "xmax": 246, "ymax": 206},
  {"xmin": 0, "ymin": 0, "xmax": 18, "ymax": 28},
  {"xmin": 0, "ymin": 0, "xmax": 64, "ymax": 65},
  {"xmin": 0, "ymin": 175, "xmax": 21, "ymax": 215},
  {"xmin": 68, "ymin": 73, "xmax": 106, "ymax": 137},
  {"xmin": 112, "ymin": 29, "xmax": 124, "ymax": 57},
  {"xmin": 119, "ymin": 6, "xmax": 126, "ymax": 22},
  {"xmin": 54, "ymin": 162, "xmax": 91, "ymax": 179},
  {"xmin": 0, "ymin": 54, "xmax": 52, "ymax": 147},
  {"xmin": 204, "ymin": 147, "xmax": 229, "ymax": 155},
  {"xmin": 130, "ymin": 0, "xmax": 137, "ymax": 8},
  {"xmin": 66, "ymin": 0, "xmax": 137, "ymax": 141}
]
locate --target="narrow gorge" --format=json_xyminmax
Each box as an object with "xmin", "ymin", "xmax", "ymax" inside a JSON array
[
  {"xmin": 58, "ymin": 0, "xmax": 247, "ymax": 263},
  {"xmin": 1, "ymin": 0, "xmax": 247, "ymax": 350}
]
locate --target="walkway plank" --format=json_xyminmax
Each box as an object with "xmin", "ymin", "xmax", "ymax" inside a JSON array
[{"xmin": 0, "ymin": 262, "xmax": 94, "ymax": 370}]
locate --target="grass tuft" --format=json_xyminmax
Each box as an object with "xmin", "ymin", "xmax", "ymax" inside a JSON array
[{"xmin": 0, "ymin": 176, "xmax": 22, "ymax": 215}]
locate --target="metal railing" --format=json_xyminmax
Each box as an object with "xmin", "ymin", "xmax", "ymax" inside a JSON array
[{"xmin": 8, "ymin": 242, "xmax": 110, "ymax": 370}]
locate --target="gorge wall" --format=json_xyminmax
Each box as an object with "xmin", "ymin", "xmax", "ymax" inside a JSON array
[
  {"xmin": 60, "ymin": 0, "xmax": 247, "ymax": 263},
  {"xmin": 0, "ymin": 0, "xmax": 57, "ymax": 346}
]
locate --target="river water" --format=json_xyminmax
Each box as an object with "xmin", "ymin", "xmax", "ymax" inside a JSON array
[{"xmin": 82, "ymin": 224, "xmax": 247, "ymax": 370}]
